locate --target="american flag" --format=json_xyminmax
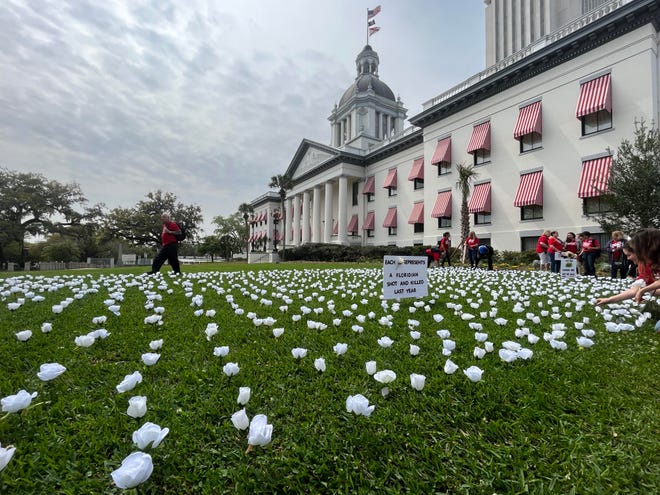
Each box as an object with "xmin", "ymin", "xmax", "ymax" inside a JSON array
[
  {"xmin": 367, "ymin": 5, "xmax": 381, "ymax": 19},
  {"xmin": 368, "ymin": 26, "xmax": 380, "ymax": 36}
]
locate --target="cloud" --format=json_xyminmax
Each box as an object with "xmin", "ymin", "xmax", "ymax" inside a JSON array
[{"xmin": 0, "ymin": 0, "xmax": 484, "ymax": 234}]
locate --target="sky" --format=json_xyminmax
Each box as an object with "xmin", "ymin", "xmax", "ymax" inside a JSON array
[{"xmin": 0, "ymin": 0, "xmax": 485, "ymax": 236}]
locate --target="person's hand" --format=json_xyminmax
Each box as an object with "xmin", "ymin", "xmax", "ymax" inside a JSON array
[
  {"xmin": 595, "ymin": 298, "xmax": 609, "ymax": 306},
  {"xmin": 634, "ymin": 287, "xmax": 645, "ymax": 304}
]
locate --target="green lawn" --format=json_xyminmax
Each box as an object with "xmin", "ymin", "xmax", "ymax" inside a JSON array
[{"xmin": 1, "ymin": 263, "xmax": 658, "ymax": 494}]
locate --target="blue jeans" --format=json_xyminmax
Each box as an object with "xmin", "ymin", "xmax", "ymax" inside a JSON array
[
  {"xmin": 583, "ymin": 252, "xmax": 597, "ymax": 276},
  {"xmin": 467, "ymin": 248, "xmax": 478, "ymax": 267}
]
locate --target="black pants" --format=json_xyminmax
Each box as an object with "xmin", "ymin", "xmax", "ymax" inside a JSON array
[
  {"xmin": 151, "ymin": 242, "xmax": 180, "ymax": 273},
  {"xmin": 441, "ymin": 251, "xmax": 451, "ymax": 267}
]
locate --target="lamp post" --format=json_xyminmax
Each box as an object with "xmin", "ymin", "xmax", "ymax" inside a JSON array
[
  {"xmin": 272, "ymin": 209, "xmax": 281, "ymax": 253},
  {"xmin": 243, "ymin": 212, "xmax": 250, "ymax": 257}
]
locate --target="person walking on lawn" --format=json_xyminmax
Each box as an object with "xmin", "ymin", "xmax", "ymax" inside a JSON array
[{"xmin": 148, "ymin": 213, "xmax": 182, "ymax": 275}]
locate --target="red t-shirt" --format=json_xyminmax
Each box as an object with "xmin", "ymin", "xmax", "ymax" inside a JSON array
[
  {"xmin": 637, "ymin": 263, "xmax": 660, "ymax": 285},
  {"xmin": 162, "ymin": 221, "xmax": 180, "ymax": 246},
  {"xmin": 564, "ymin": 240, "xmax": 578, "ymax": 253},
  {"xmin": 536, "ymin": 235, "xmax": 549, "ymax": 253},
  {"xmin": 466, "ymin": 237, "xmax": 479, "ymax": 249},
  {"xmin": 547, "ymin": 236, "xmax": 564, "ymax": 254},
  {"xmin": 581, "ymin": 238, "xmax": 600, "ymax": 253},
  {"xmin": 439, "ymin": 237, "xmax": 450, "ymax": 252}
]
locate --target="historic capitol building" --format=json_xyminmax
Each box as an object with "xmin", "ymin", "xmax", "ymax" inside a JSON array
[{"xmin": 247, "ymin": 0, "xmax": 660, "ymax": 255}]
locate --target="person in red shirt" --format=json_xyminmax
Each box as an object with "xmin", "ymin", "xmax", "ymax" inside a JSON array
[
  {"xmin": 465, "ymin": 231, "xmax": 479, "ymax": 268},
  {"xmin": 439, "ymin": 232, "xmax": 452, "ymax": 267},
  {"xmin": 564, "ymin": 232, "xmax": 578, "ymax": 255},
  {"xmin": 579, "ymin": 231, "xmax": 600, "ymax": 276},
  {"xmin": 606, "ymin": 230, "xmax": 628, "ymax": 279},
  {"xmin": 148, "ymin": 213, "xmax": 182, "ymax": 275},
  {"xmin": 536, "ymin": 230, "xmax": 551, "ymax": 271},
  {"xmin": 547, "ymin": 231, "xmax": 564, "ymax": 273}
]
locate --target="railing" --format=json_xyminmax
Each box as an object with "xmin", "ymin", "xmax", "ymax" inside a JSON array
[
  {"xmin": 367, "ymin": 125, "xmax": 421, "ymax": 153},
  {"xmin": 421, "ymin": 0, "xmax": 632, "ymax": 111}
]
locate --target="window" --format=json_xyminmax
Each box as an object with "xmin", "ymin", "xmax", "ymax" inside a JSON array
[
  {"xmin": 583, "ymin": 196, "xmax": 611, "ymax": 215},
  {"xmin": 467, "ymin": 122, "xmax": 491, "ymax": 165},
  {"xmin": 413, "ymin": 223, "xmax": 424, "ymax": 233},
  {"xmin": 437, "ymin": 162, "xmax": 451, "ymax": 176},
  {"xmin": 474, "ymin": 212, "xmax": 491, "ymax": 225},
  {"xmin": 437, "ymin": 217, "xmax": 451, "ymax": 228},
  {"xmin": 352, "ymin": 182, "xmax": 359, "ymax": 206},
  {"xmin": 388, "ymin": 187, "xmax": 397, "ymax": 197},
  {"xmin": 521, "ymin": 205, "xmax": 543, "ymax": 220},
  {"xmin": 366, "ymin": 193, "xmax": 375, "ymax": 202},
  {"xmin": 473, "ymin": 149, "xmax": 490, "ymax": 165},
  {"xmin": 582, "ymin": 110, "xmax": 612, "ymax": 136},
  {"xmin": 367, "ymin": 229, "xmax": 375, "ymax": 238},
  {"xmin": 388, "ymin": 227, "xmax": 397, "ymax": 236},
  {"xmin": 408, "ymin": 158, "xmax": 424, "ymax": 189},
  {"xmin": 514, "ymin": 101, "xmax": 542, "ymax": 152},
  {"xmin": 520, "ymin": 132, "xmax": 542, "ymax": 152},
  {"xmin": 576, "ymin": 73, "xmax": 612, "ymax": 136},
  {"xmin": 521, "ymin": 236, "xmax": 538, "ymax": 251}
]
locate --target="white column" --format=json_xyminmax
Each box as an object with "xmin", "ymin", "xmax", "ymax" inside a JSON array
[
  {"xmin": 284, "ymin": 198, "xmax": 292, "ymax": 246},
  {"xmin": 292, "ymin": 195, "xmax": 300, "ymax": 246},
  {"xmin": 301, "ymin": 190, "xmax": 311, "ymax": 244},
  {"xmin": 337, "ymin": 176, "xmax": 348, "ymax": 245},
  {"xmin": 324, "ymin": 182, "xmax": 333, "ymax": 243},
  {"xmin": 312, "ymin": 186, "xmax": 321, "ymax": 243}
]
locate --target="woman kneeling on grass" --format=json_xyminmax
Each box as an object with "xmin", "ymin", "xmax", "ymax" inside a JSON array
[{"xmin": 596, "ymin": 228, "xmax": 660, "ymax": 330}]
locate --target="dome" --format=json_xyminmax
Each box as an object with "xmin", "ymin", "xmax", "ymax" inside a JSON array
[
  {"xmin": 338, "ymin": 74, "xmax": 396, "ymax": 108},
  {"xmin": 337, "ymin": 44, "xmax": 396, "ymax": 108}
]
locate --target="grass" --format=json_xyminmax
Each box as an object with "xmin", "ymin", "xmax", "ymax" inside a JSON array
[{"xmin": 0, "ymin": 262, "xmax": 658, "ymax": 494}]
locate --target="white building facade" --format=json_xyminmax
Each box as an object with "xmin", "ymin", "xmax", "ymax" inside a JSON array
[{"xmin": 250, "ymin": 0, "xmax": 660, "ymax": 253}]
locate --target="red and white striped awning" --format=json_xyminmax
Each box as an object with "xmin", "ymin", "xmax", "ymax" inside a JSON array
[
  {"xmin": 383, "ymin": 169, "xmax": 397, "ymax": 189},
  {"xmin": 431, "ymin": 191, "xmax": 452, "ymax": 218},
  {"xmin": 431, "ymin": 137, "xmax": 451, "ymax": 165},
  {"xmin": 332, "ymin": 222, "xmax": 338, "ymax": 235},
  {"xmin": 363, "ymin": 176, "xmax": 375, "ymax": 194},
  {"xmin": 347, "ymin": 214, "xmax": 359, "ymax": 233},
  {"xmin": 408, "ymin": 202, "xmax": 424, "ymax": 224},
  {"xmin": 577, "ymin": 156, "xmax": 612, "ymax": 198},
  {"xmin": 467, "ymin": 122, "xmax": 491, "ymax": 153},
  {"xmin": 513, "ymin": 171, "xmax": 543, "ymax": 207},
  {"xmin": 383, "ymin": 207, "xmax": 397, "ymax": 228},
  {"xmin": 513, "ymin": 101, "xmax": 542, "ymax": 139},
  {"xmin": 408, "ymin": 158, "xmax": 424, "ymax": 181},
  {"xmin": 248, "ymin": 235, "xmax": 254, "ymax": 242},
  {"xmin": 468, "ymin": 182, "xmax": 492, "ymax": 213},
  {"xmin": 576, "ymin": 74, "xmax": 612, "ymax": 118},
  {"xmin": 362, "ymin": 211, "xmax": 375, "ymax": 230}
]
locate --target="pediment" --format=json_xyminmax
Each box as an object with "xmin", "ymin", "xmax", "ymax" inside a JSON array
[{"xmin": 290, "ymin": 142, "xmax": 338, "ymax": 179}]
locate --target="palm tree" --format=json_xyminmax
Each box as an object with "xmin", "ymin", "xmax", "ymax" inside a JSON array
[
  {"xmin": 237, "ymin": 202, "xmax": 254, "ymax": 258},
  {"xmin": 269, "ymin": 174, "xmax": 292, "ymax": 259},
  {"xmin": 455, "ymin": 163, "xmax": 478, "ymax": 261}
]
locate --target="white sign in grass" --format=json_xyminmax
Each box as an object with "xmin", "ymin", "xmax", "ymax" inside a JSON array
[
  {"xmin": 382, "ymin": 256, "xmax": 428, "ymax": 299},
  {"xmin": 560, "ymin": 258, "xmax": 578, "ymax": 279}
]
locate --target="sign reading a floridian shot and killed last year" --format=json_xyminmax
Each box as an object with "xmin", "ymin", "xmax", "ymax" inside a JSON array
[{"xmin": 382, "ymin": 256, "xmax": 428, "ymax": 299}]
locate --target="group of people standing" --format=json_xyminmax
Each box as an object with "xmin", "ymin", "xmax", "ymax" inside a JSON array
[
  {"xmin": 536, "ymin": 229, "xmax": 641, "ymax": 279},
  {"xmin": 535, "ymin": 230, "xmax": 605, "ymax": 276}
]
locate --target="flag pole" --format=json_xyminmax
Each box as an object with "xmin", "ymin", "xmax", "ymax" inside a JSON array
[{"xmin": 366, "ymin": 8, "xmax": 369, "ymax": 45}]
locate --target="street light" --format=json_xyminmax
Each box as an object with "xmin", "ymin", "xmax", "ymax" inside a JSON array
[
  {"xmin": 272, "ymin": 209, "xmax": 281, "ymax": 253},
  {"xmin": 243, "ymin": 211, "xmax": 250, "ymax": 257}
]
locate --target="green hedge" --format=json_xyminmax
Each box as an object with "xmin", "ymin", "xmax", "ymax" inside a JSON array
[{"xmin": 281, "ymin": 244, "xmax": 543, "ymax": 267}]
